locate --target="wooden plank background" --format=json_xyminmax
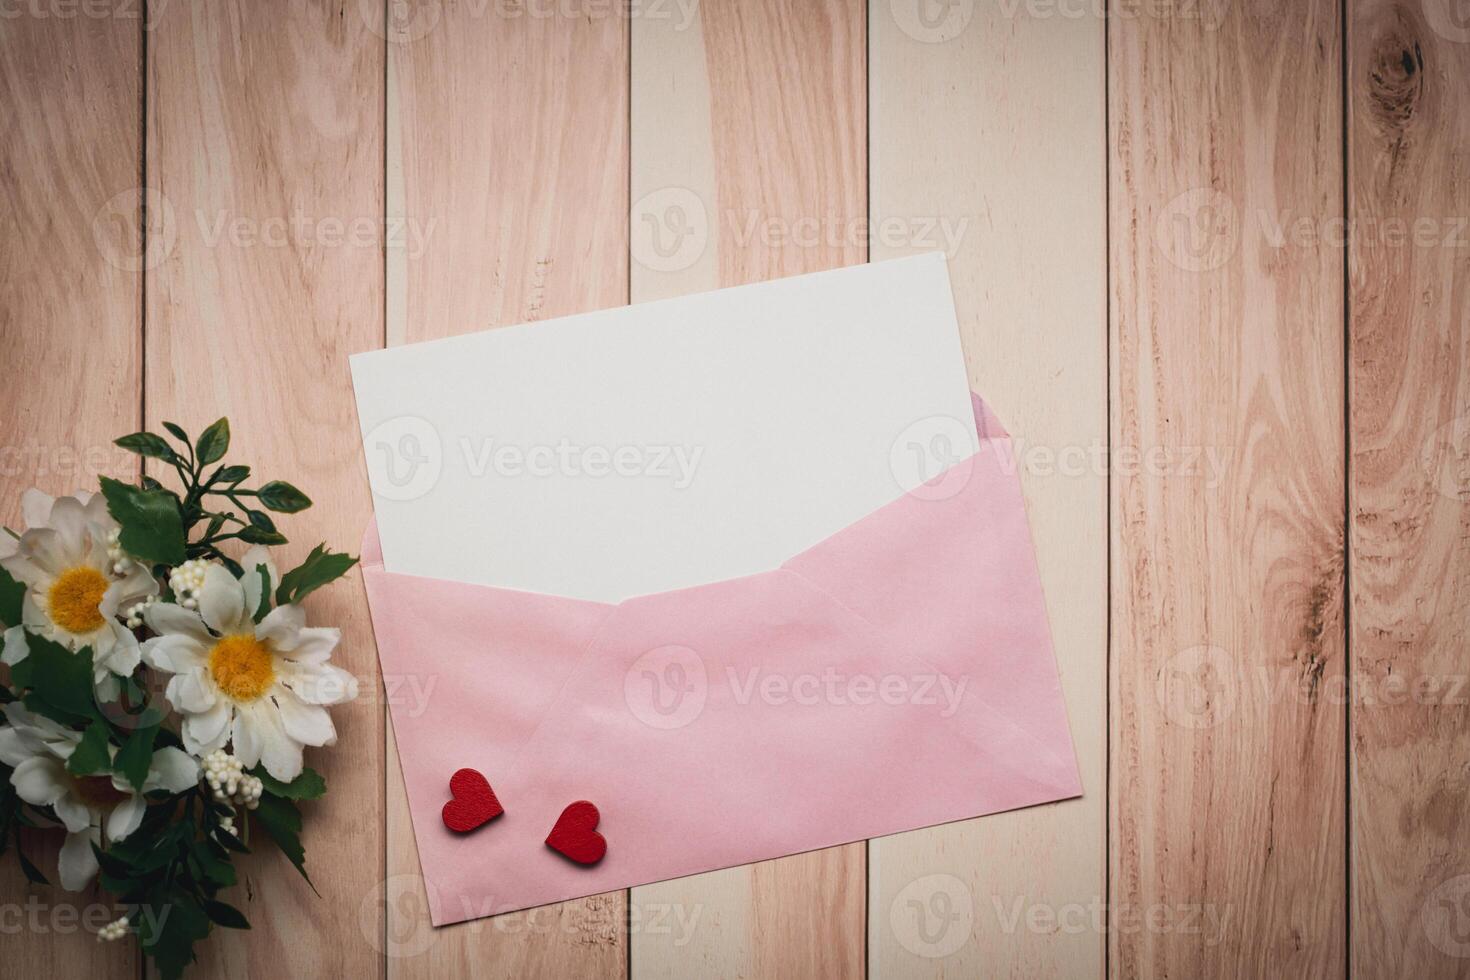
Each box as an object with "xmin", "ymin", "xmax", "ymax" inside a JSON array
[
  {"xmin": 145, "ymin": 2, "xmax": 385, "ymax": 975},
  {"xmin": 868, "ymin": 1, "xmax": 1106, "ymax": 977},
  {"xmin": 1348, "ymin": 0, "xmax": 1470, "ymax": 975},
  {"xmin": 0, "ymin": 8, "xmax": 141, "ymax": 979},
  {"xmin": 630, "ymin": 2, "xmax": 867, "ymax": 977},
  {"xmin": 1110, "ymin": 1, "xmax": 1348, "ymax": 978},
  {"xmin": 0, "ymin": 0, "xmax": 1466, "ymax": 978}
]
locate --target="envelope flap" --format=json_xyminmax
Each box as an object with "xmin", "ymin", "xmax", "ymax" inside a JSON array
[
  {"xmin": 783, "ymin": 399, "xmax": 1077, "ymax": 782},
  {"xmin": 419, "ymin": 567, "xmax": 1077, "ymax": 923},
  {"xmin": 360, "ymin": 545, "xmax": 616, "ymax": 904}
]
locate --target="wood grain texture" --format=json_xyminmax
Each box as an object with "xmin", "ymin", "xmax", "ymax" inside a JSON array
[
  {"xmin": 629, "ymin": 1, "xmax": 866, "ymax": 977},
  {"xmin": 1349, "ymin": 1, "xmax": 1470, "ymax": 975},
  {"xmin": 383, "ymin": 1, "xmax": 628, "ymax": 976},
  {"xmin": 0, "ymin": 6, "xmax": 141, "ymax": 976},
  {"xmin": 1110, "ymin": 1, "xmax": 1347, "ymax": 978},
  {"xmin": 15, "ymin": 0, "xmax": 1470, "ymax": 974},
  {"xmin": 867, "ymin": 1, "xmax": 1107, "ymax": 976},
  {"xmin": 146, "ymin": 1, "xmax": 384, "ymax": 974}
]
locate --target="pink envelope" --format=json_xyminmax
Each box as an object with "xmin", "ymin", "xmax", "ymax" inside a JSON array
[{"xmin": 361, "ymin": 395, "xmax": 1081, "ymax": 925}]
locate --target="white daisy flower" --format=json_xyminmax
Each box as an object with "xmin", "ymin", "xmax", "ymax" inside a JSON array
[
  {"xmin": 0, "ymin": 489, "xmax": 159, "ymax": 698},
  {"xmin": 0, "ymin": 703, "xmax": 199, "ymax": 891},
  {"xmin": 141, "ymin": 551, "xmax": 357, "ymax": 782}
]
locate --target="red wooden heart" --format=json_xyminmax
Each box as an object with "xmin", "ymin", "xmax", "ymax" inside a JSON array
[
  {"xmin": 545, "ymin": 800, "xmax": 606, "ymax": 865},
  {"xmin": 441, "ymin": 768, "xmax": 504, "ymax": 833}
]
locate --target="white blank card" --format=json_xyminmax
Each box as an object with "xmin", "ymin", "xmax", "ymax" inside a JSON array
[{"xmin": 350, "ymin": 253, "xmax": 977, "ymax": 602}]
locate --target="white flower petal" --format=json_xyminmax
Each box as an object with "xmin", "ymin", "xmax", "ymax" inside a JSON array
[
  {"xmin": 182, "ymin": 701, "xmax": 232, "ymax": 755},
  {"xmin": 0, "ymin": 728, "xmax": 28, "ymax": 768},
  {"xmin": 167, "ymin": 669, "xmax": 217, "ymax": 714},
  {"xmin": 273, "ymin": 688, "xmax": 337, "ymax": 747},
  {"xmin": 232, "ymin": 701, "xmax": 303, "ymax": 779},
  {"xmin": 240, "ymin": 546, "xmax": 279, "ymax": 620},
  {"xmin": 144, "ymin": 747, "xmax": 200, "ymax": 795},
  {"xmin": 111, "ymin": 565, "xmax": 159, "ymax": 609},
  {"xmin": 144, "ymin": 602, "xmax": 212, "ymax": 643},
  {"xmin": 3, "ymin": 533, "xmax": 60, "ymax": 582},
  {"xmin": 241, "ymin": 545, "xmax": 278, "ymax": 585},
  {"xmin": 46, "ymin": 496, "xmax": 90, "ymax": 557},
  {"xmin": 242, "ymin": 570, "xmax": 263, "ymax": 622},
  {"xmin": 20, "ymin": 489, "xmax": 55, "ymax": 530},
  {"xmin": 21, "ymin": 594, "xmax": 47, "ymax": 630},
  {"xmin": 2, "ymin": 624, "xmax": 28, "ymax": 666},
  {"xmin": 54, "ymin": 795, "xmax": 94, "ymax": 834},
  {"xmin": 105, "ymin": 793, "xmax": 145, "ymax": 842},
  {"xmin": 281, "ymin": 661, "xmax": 358, "ymax": 706},
  {"xmin": 242, "ymin": 703, "xmax": 304, "ymax": 782},
  {"xmin": 0, "ymin": 702, "xmax": 28, "ymax": 727},
  {"xmin": 11, "ymin": 755, "xmax": 69, "ymax": 806},
  {"xmin": 58, "ymin": 827, "xmax": 101, "ymax": 892},
  {"xmin": 84, "ymin": 534, "xmax": 110, "ymax": 575},
  {"xmin": 280, "ymin": 627, "xmax": 340, "ymax": 666},
  {"xmin": 93, "ymin": 671, "xmax": 122, "ymax": 703},
  {"xmin": 141, "ymin": 632, "xmax": 208, "ymax": 673},
  {"xmin": 1, "ymin": 704, "xmax": 79, "ymax": 756},
  {"xmin": 230, "ymin": 705, "xmax": 261, "ymax": 768},
  {"xmin": 82, "ymin": 492, "xmax": 113, "ymax": 529},
  {"xmin": 198, "ymin": 564, "xmax": 246, "ymax": 635},
  {"xmin": 97, "ymin": 624, "xmax": 141, "ymax": 676},
  {"xmin": 256, "ymin": 604, "xmax": 305, "ymax": 650}
]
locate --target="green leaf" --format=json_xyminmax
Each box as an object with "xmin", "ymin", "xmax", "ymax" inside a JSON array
[
  {"xmin": 191, "ymin": 840, "xmax": 237, "ymax": 887},
  {"xmin": 237, "ymin": 526, "xmax": 287, "ymax": 546},
  {"xmin": 214, "ymin": 825, "xmax": 249, "ymax": 853},
  {"xmin": 161, "ymin": 421, "xmax": 190, "ymax": 445},
  {"xmin": 251, "ymin": 564, "xmax": 272, "ymax": 623},
  {"xmin": 115, "ymin": 724, "xmax": 159, "ymax": 791},
  {"xmin": 203, "ymin": 513, "xmax": 227, "ymax": 539},
  {"xmin": 25, "ymin": 635, "xmax": 96, "ymax": 719},
  {"xmin": 0, "ymin": 565, "xmax": 23, "ymax": 628},
  {"xmin": 91, "ymin": 842, "xmax": 137, "ymax": 879},
  {"xmin": 114, "ymin": 432, "xmax": 179, "ymax": 463},
  {"xmin": 66, "ymin": 720, "xmax": 112, "ymax": 776},
  {"xmin": 275, "ymin": 545, "xmax": 357, "ymax": 606},
  {"xmin": 209, "ymin": 464, "xmax": 250, "ymax": 485},
  {"xmin": 256, "ymin": 480, "xmax": 312, "ymax": 513},
  {"xmin": 16, "ymin": 846, "xmax": 48, "ymax": 885},
  {"xmin": 20, "ymin": 692, "xmax": 90, "ymax": 728},
  {"xmin": 253, "ymin": 794, "xmax": 316, "ymax": 893},
  {"xmin": 245, "ymin": 509, "xmax": 277, "ymax": 533},
  {"xmin": 100, "ymin": 476, "xmax": 186, "ymax": 565},
  {"xmin": 195, "ymin": 417, "xmax": 231, "ymax": 465},
  {"xmin": 203, "ymin": 899, "xmax": 250, "ymax": 930},
  {"xmin": 105, "ymin": 831, "xmax": 174, "ymax": 876},
  {"xmin": 139, "ymin": 888, "xmax": 211, "ymax": 980},
  {"xmin": 250, "ymin": 765, "xmax": 326, "ymax": 801}
]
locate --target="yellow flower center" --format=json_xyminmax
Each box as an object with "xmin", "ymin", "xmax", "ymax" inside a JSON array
[
  {"xmin": 209, "ymin": 634, "xmax": 276, "ymax": 703},
  {"xmin": 46, "ymin": 567, "xmax": 110, "ymax": 635}
]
